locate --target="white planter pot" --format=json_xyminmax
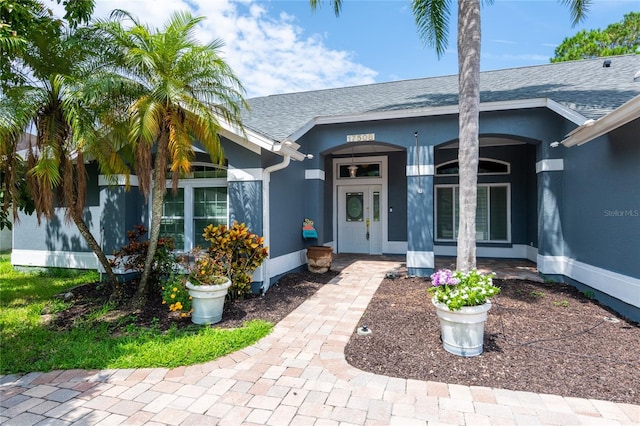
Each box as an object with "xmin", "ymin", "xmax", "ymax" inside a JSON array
[
  {"xmin": 186, "ymin": 279, "xmax": 232, "ymax": 325},
  {"xmin": 432, "ymin": 298, "xmax": 492, "ymax": 357}
]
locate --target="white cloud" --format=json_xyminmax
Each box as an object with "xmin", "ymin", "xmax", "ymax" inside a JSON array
[{"xmin": 52, "ymin": 0, "xmax": 377, "ymax": 98}]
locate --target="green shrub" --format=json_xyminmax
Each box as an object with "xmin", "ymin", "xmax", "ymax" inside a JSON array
[
  {"xmin": 161, "ymin": 272, "xmax": 192, "ymax": 317},
  {"xmin": 112, "ymin": 225, "xmax": 177, "ymax": 293},
  {"xmin": 202, "ymin": 221, "xmax": 268, "ymax": 301}
]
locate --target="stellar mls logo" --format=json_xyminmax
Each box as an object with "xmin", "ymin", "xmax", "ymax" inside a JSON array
[{"xmin": 603, "ymin": 209, "xmax": 640, "ymax": 217}]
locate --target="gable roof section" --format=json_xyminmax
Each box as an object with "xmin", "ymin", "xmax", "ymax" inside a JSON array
[{"xmin": 243, "ymin": 54, "xmax": 640, "ymax": 143}]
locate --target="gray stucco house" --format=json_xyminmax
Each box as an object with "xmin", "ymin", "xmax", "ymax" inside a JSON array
[{"xmin": 11, "ymin": 54, "xmax": 640, "ymax": 320}]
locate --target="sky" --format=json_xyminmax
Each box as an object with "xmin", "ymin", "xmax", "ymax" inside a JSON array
[{"xmin": 54, "ymin": 0, "xmax": 639, "ymax": 98}]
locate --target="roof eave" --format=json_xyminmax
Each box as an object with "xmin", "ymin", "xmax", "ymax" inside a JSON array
[
  {"xmin": 560, "ymin": 95, "xmax": 640, "ymax": 147},
  {"xmin": 217, "ymin": 116, "xmax": 306, "ymax": 161},
  {"xmin": 287, "ymin": 98, "xmax": 587, "ymax": 142}
]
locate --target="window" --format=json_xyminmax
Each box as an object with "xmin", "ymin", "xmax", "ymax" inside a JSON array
[
  {"xmin": 160, "ymin": 189, "xmax": 185, "ymax": 249},
  {"xmin": 373, "ymin": 191, "xmax": 380, "ymax": 222},
  {"xmin": 159, "ymin": 164, "xmax": 228, "ymax": 251},
  {"xmin": 435, "ymin": 184, "xmax": 509, "ymax": 242},
  {"xmin": 436, "ymin": 159, "xmax": 510, "ymax": 176},
  {"xmin": 338, "ymin": 163, "xmax": 381, "ymax": 178},
  {"xmin": 193, "ymin": 187, "xmax": 227, "ymax": 248},
  {"xmin": 346, "ymin": 192, "xmax": 364, "ymax": 221}
]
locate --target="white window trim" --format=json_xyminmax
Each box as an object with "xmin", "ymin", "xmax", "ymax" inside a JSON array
[
  {"xmin": 434, "ymin": 183, "xmax": 511, "ymax": 243},
  {"xmin": 435, "ymin": 158, "xmax": 511, "ymax": 176}
]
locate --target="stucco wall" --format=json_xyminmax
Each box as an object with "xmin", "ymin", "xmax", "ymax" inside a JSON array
[
  {"xmin": 268, "ymin": 154, "xmax": 307, "ymax": 258},
  {"xmin": 561, "ymin": 118, "xmax": 640, "ymax": 279},
  {"xmin": 13, "ymin": 164, "xmax": 102, "ymax": 254}
]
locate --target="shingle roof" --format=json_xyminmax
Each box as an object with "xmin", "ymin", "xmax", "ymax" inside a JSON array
[{"xmin": 243, "ymin": 54, "xmax": 640, "ymax": 142}]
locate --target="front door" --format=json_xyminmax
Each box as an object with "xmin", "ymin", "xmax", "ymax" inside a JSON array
[{"xmin": 337, "ymin": 185, "xmax": 382, "ymax": 254}]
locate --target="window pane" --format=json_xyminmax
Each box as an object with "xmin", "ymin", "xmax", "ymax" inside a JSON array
[
  {"xmin": 476, "ymin": 187, "xmax": 489, "ymax": 241},
  {"xmin": 193, "ymin": 187, "xmax": 227, "ymax": 248},
  {"xmin": 162, "ymin": 189, "xmax": 184, "ymax": 217},
  {"xmin": 490, "ymin": 186, "xmax": 508, "ymax": 240},
  {"xmin": 346, "ymin": 192, "xmax": 364, "ymax": 221},
  {"xmin": 193, "ymin": 218, "xmax": 226, "ymax": 248},
  {"xmin": 373, "ymin": 192, "xmax": 380, "ymax": 222},
  {"xmin": 436, "ymin": 163, "xmax": 459, "ymax": 175},
  {"xmin": 478, "ymin": 160, "xmax": 508, "ymax": 174},
  {"xmin": 339, "ymin": 163, "xmax": 381, "ymax": 178},
  {"xmin": 436, "ymin": 187, "xmax": 454, "ymax": 239},
  {"xmin": 161, "ymin": 189, "xmax": 185, "ymax": 249}
]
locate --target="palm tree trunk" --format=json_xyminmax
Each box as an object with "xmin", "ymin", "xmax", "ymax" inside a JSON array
[
  {"xmin": 71, "ymin": 212, "xmax": 120, "ymax": 294},
  {"xmin": 456, "ymin": 0, "xmax": 481, "ymax": 273},
  {"xmin": 130, "ymin": 135, "xmax": 168, "ymax": 309}
]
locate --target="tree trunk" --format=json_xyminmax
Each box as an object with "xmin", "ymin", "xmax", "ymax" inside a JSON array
[
  {"xmin": 456, "ymin": 0, "xmax": 481, "ymax": 273},
  {"xmin": 130, "ymin": 135, "xmax": 168, "ymax": 309},
  {"xmin": 71, "ymin": 212, "xmax": 120, "ymax": 294}
]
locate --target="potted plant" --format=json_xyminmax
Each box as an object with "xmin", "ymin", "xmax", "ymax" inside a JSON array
[
  {"xmin": 185, "ymin": 252, "xmax": 231, "ymax": 325},
  {"xmin": 202, "ymin": 222, "xmax": 268, "ymax": 301},
  {"xmin": 429, "ymin": 269, "xmax": 501, "ymax": 357}
]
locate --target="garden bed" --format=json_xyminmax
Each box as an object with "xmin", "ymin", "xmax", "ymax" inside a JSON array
[{"xmin": 345, "ymin": 276, "xmax": 640, "ymax": 405}]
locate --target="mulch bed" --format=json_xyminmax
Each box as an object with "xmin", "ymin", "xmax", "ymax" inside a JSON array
[
  {"xmin": 344, "ymin": 275, "xmax": 640, "ymax": 405},
  {"xmin": 50, "ymin": 269, "xmax": 340, "ymax": 332}
]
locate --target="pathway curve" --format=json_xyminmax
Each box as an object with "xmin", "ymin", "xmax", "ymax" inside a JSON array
[{"xmin": 1, "ymin": 259, "xmax": 639, "ymax": 425}]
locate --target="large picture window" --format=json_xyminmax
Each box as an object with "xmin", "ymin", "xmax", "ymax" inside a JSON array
[{"xmin": 435, "ymin": 184, "xmax": 509, "ymax": 242}]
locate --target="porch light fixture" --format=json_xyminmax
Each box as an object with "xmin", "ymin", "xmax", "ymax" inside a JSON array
[{"xmin": 348, "ymin": 147, "xmax": 358, "ymax": 177}]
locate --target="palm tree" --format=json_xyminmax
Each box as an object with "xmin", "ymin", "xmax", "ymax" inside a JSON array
[
  {"xmin": 96, "ymin": 10, "xmax": 248, "ymax": 308},
  {"xmin": 312, "ymin": 0, "xmax": 590, "ymax": 272},
  {"xmin": 0, "ymin": 26, "xmax": 123, "ymax": 290}
]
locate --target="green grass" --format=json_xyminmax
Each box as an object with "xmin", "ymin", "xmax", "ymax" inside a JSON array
[{"xmin": 0, "ymin": 252, "xmax": 273, "ymax": 374}]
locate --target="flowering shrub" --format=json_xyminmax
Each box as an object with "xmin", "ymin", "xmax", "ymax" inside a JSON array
[
  {"xmin": 111, "ymin": 225, "xmax": 177, "ymax": 291},
  {"xmin": 187, "ymin": 253, "xmax": 230, "ymax": 286},
  {"xmin": 429, "ymin": 269, "xmax": 500, "ymax": 311},
  {"xmin": 202, "ymin": 221, "xmax": 268, "ymax": 301},
  {"xmin": 161, "ymin": 273, "xmax": 192, "ymax": 317}
]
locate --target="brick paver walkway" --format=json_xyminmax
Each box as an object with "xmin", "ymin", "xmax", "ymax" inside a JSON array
[{"xmin": 1, "ymin": 258, "xmax": 639, "ymax": 425}]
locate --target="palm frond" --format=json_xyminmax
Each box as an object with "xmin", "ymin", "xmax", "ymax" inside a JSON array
[
  {"xmin": 412, "ymin": 0, "xmax": 452, "ymax": 58},
  {"xmin": 559, "ymin": 0, "xmax": 591, "ymax": 26},
  {"xmin": 309, "ymin": 0, "xmax": 343, "ymax": 16}
]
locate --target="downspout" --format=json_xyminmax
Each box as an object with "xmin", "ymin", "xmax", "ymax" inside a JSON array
[{"xmin": 261, "ymin": 154, "xmax": 291, "ymax": 292}]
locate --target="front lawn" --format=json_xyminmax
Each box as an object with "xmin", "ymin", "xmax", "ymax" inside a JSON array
[{"xmin": 0, "ymin": 252, "xmax": 273, "ymax": 374}]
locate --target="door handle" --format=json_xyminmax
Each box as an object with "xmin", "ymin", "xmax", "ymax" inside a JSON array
[{"xmin": 366, "ymin": 218, "xmax": 370, "ymax": 240}]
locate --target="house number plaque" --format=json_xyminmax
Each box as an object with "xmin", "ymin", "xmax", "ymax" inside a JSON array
[{"xmin": 346, "ymin": 133, "xmax": 375, "ymax": 142}]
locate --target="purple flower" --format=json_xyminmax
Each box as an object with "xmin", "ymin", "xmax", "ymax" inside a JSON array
[{"xmin": 430, "ymin": 269, "xmax": 459, "ymax": 287}]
